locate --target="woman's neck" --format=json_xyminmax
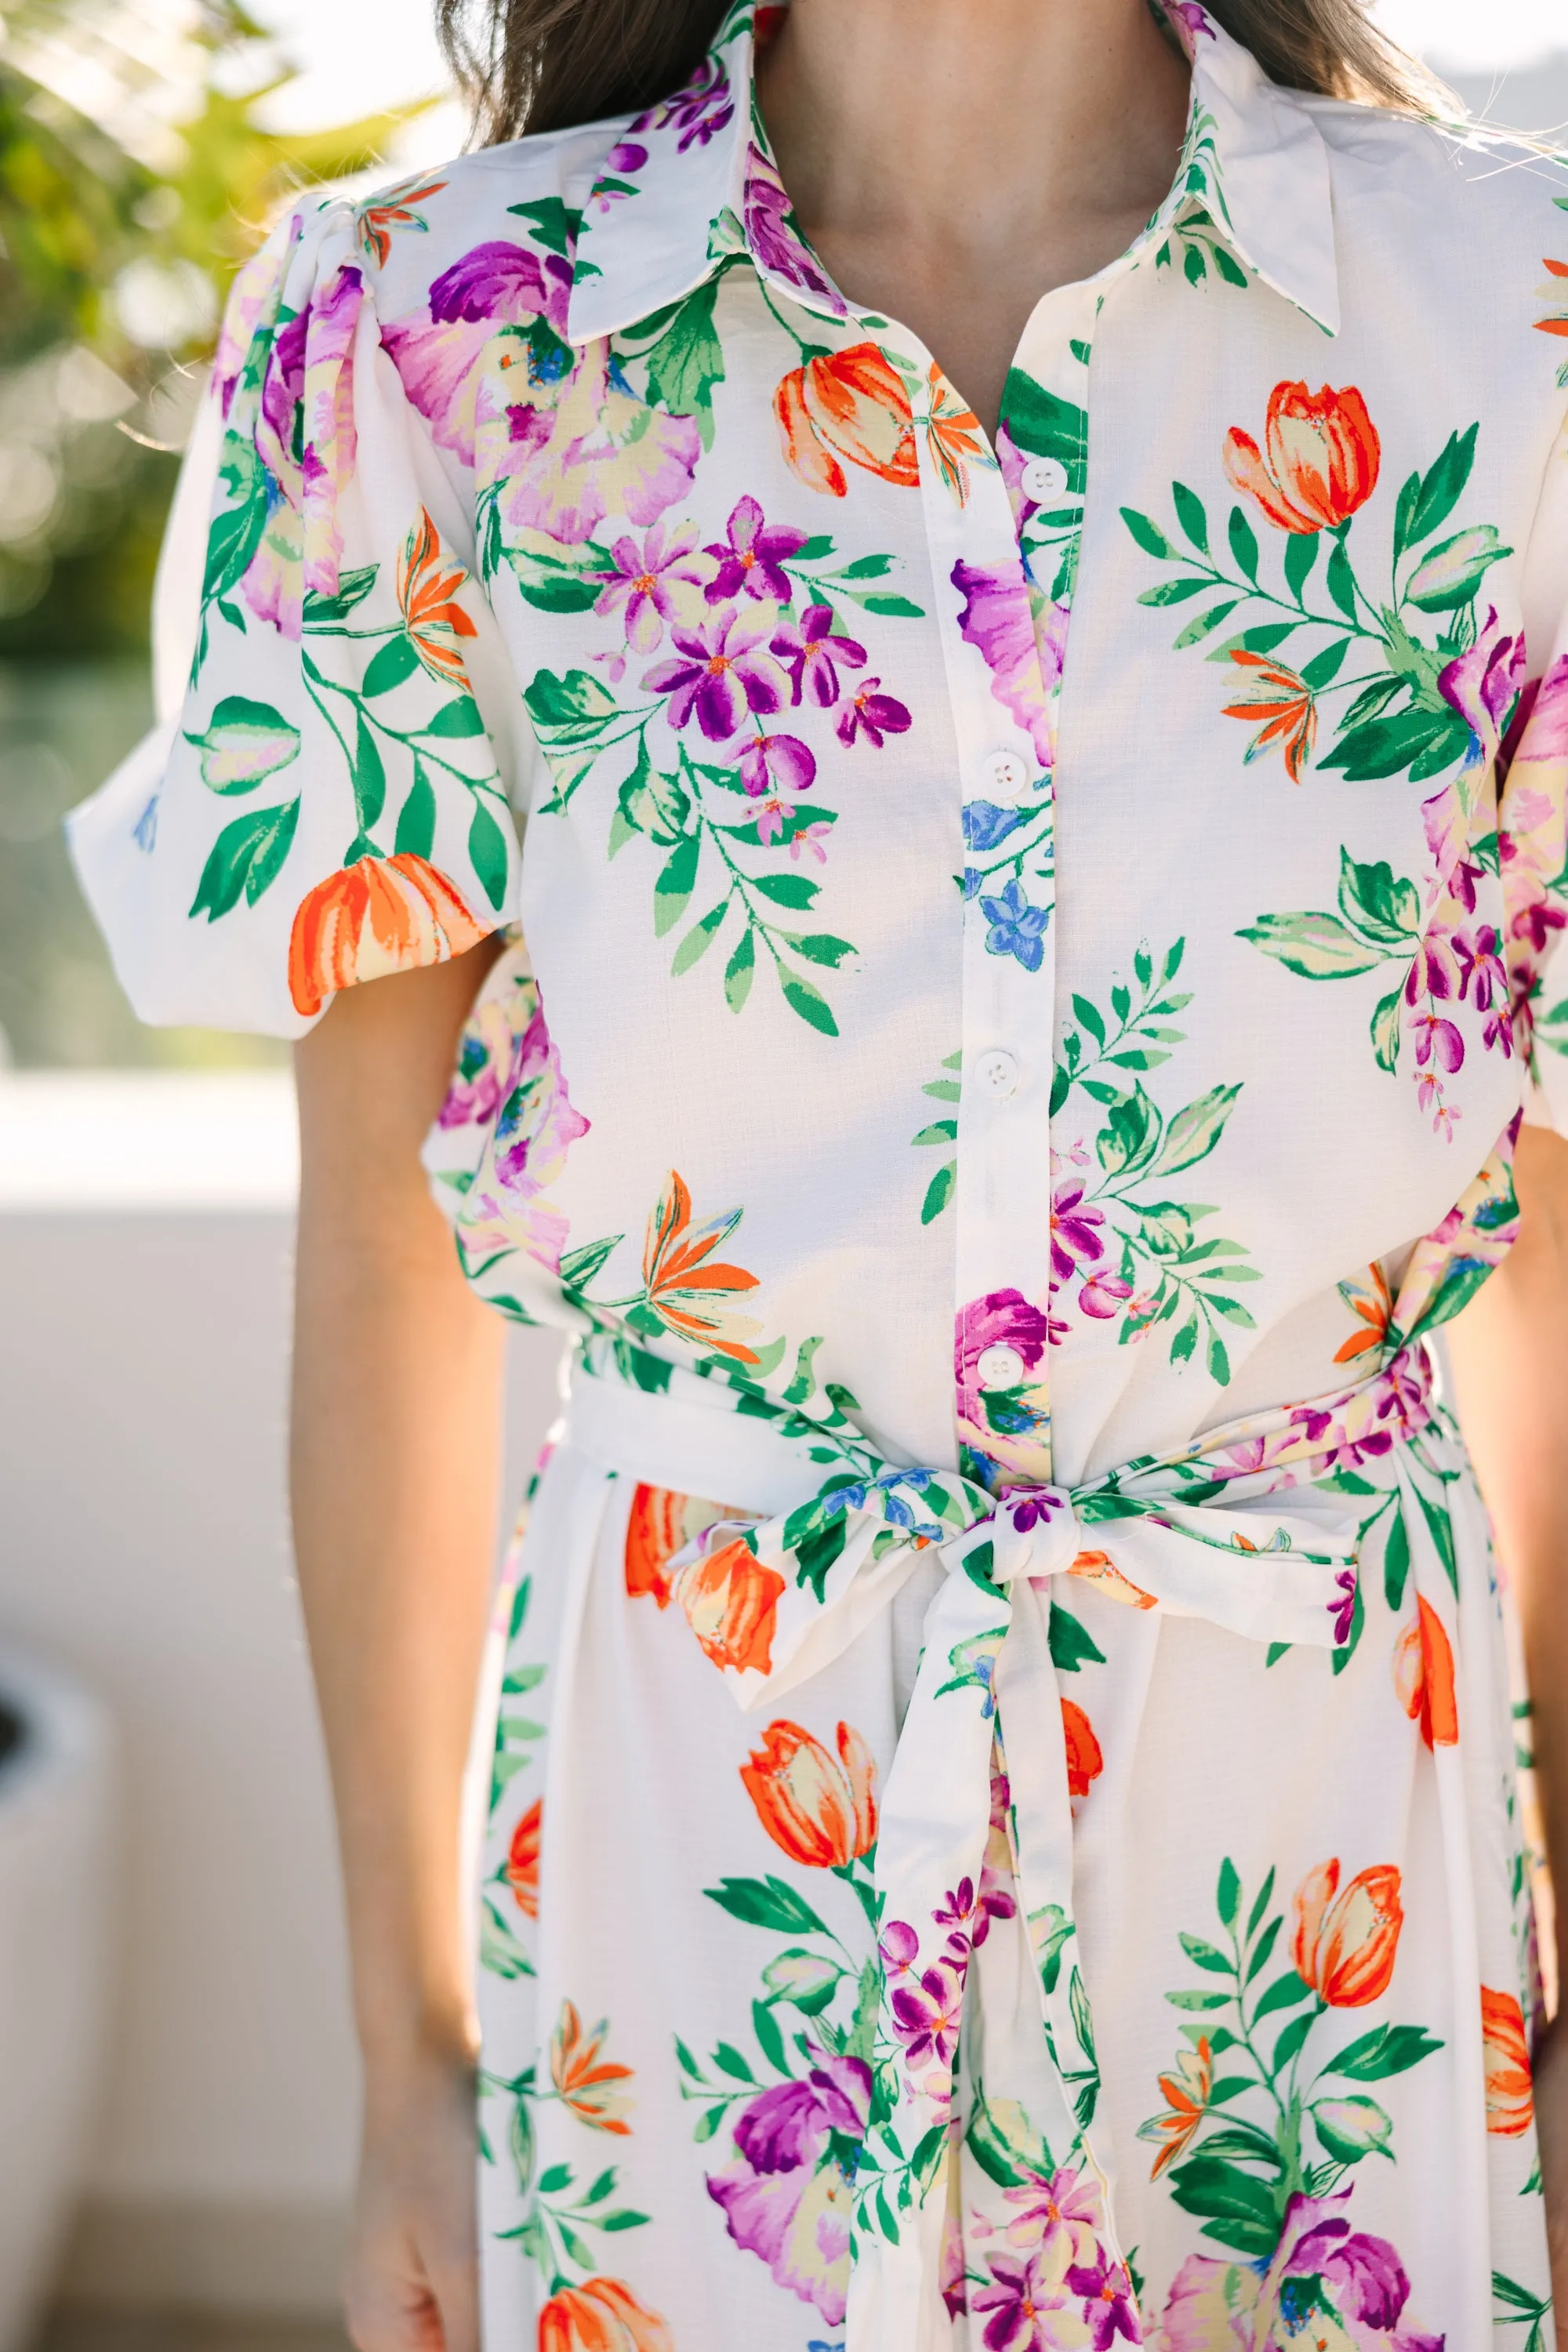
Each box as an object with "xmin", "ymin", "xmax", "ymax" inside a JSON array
[{"xmin": 756, "ymin": 0, "xmax": 1192, "ymax": 434}]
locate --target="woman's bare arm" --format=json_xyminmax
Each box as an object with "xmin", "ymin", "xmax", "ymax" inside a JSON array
[
  {"xmin": 1446, "ymin": 1119, "xmax": 1568, "ymax": 2327},
  {"xmin": 292, "ymin": 939, "xmax": 505, "ymax": 2352}
]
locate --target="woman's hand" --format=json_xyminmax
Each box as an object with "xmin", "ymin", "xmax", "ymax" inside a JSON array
[
  {"xmin": 1530, "ymin": 2015, "xmax": 1568, "ymax": 2336},
  {"xmin": 343, "ymin": 2042, "xmax": 481, "ymax": 2352}
]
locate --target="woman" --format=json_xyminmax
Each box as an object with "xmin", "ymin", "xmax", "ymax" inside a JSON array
[{"xmin": 68, "ymin": 0, "xmax": 1568, "ymax": 2342}]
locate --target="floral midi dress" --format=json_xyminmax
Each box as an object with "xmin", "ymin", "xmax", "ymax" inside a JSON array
[{"xmin": 71, "ymin": 2, "xmax": 1568, "ymax": 2343}]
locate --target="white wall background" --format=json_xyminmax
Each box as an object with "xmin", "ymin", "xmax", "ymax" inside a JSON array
[{"xmin": 0, "ymin": 1076, "xmax": 563, "ymax": 2310}]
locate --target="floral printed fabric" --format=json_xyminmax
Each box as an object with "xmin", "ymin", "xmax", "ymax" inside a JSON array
[{"xmin": 69, "ymin": 0, "xmax": 1568, "ymax": 2342}]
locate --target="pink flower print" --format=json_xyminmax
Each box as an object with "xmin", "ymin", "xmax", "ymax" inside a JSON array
[
  {"xmin": 705, "ymin": 2047, "xmax": 869, "ymax": 2326},
  {"xmin": 774, "ymin": 603, "xmax": 868, "ymax": 707},
  {"xmin": 739, "ymin": 730, "xmax": 816, "ymax": 800},
  {"xmin": 879, "ymin": 1919, "xmax": 920, "ymax": 1977},
  {"xmin": 706, "ymin": 493, "xmax": 809, "ymax": 604},
  {"xmin": 1504, "ymin": 651, "xmax": 1568, "ymax": 770},
  {"xmin": 1049, "ymin": 1182, "xmax": 1105, "ymax": 1283},
  {"xmin": 213, "ymin": 214, "xmax": 303, "ymax": 418},
  {"xmin": 1411, "ymin": 1011, "xmax": 1465, "ymax": 1076},
  {"xmin": 837, "ymin": 677, "xmax": 913, "ymax": 748},
  {"xmin": 1079, "ymin": 1271, "xmax": 1134, "ymax": 1320},
  {"xmin": 1000, "ymin": 2166, "xmax": 1105, "ymax": 2269},
  {"xmin": 594, "ymin": 522, "xmax": 707, "ymax": 652},
  {"xmin": 755, "ymin": 796, "xmax": 793, "ymax": 846},
  {"xmin": 494, "ymin": 345, "xmax": 702, "ymax": 545},
  {"xmin": 643, "ymin": 605, "xmax": 789, "ymax": 741},
  {"xmin": 789, "ymin": 822, "xmax": 832, "ymax": 864},
  {"xmin": 1330, "ymin": 1568, "xmax": 1357, "ymax": 1646},
  {"xmin": 890, "ymin": 1956, "xmax": 965, "ymax": 2072}
]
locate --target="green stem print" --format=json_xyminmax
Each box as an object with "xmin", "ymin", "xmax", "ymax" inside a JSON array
[
  {"xmin": 482, "ymin": 2002, "xmax": 650, "ymax": 2296},
  {"xmin": 498, "ymin": 484, "xmax": 926, "ymax": 1036},
  {"xmin": 1136, "ymin": 1857, "xmax": 1444, "ymax": 2343},
  {"xmin": 1123, "ymin": 388, "xmax": 1511, "ymax": 790},
  {"xmin": 1050, "ymin": 937, "xmax": 1259, "ymax": 1383}
]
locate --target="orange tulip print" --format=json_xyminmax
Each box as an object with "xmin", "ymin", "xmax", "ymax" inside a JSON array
[
  {"xmin": 1221, "ymin": 649, "xmax": 1318, "ymax": 781},
  {"xmin": 670, "ymin": 1537, "xmax": 785, "ymax": 1676},
  {"xmin": 1062, "ymin": 1697, "xmax": 1105, "ymax": 1800},
  {"xmin": 1146, "ymin": 2034, "xmax": 1212, "ymax": 2177},
  {"xmin": 538, "ymin": 2276, "xmax": 673, "ymax": 2352},
  {"xmin": 1480, "ymin": 1984, "xmax": 1534, "ymax": 2136},
  {"xmin": 1068, "ymin": 1548, "xmax": 1157, "ymax": 1610},
  {"xmin": 504, "ymin": 1796, "xmax": 541, "ymax": 1918},
  {"xmin": 740, "ymin": 1717, "xmax": 877, "ymax": 1868},
  {"xmin": 641, "ymin": 1171, "xmax": 764, "ymax": 1363},
  {"xmin": 623, "ymin": 1482, "xmax": 731, "ymax": 1607},
  {"xmin": 1223, "ymin": 379, "xmax": 1381, "ymax": 535},
  {"xmin": 286, "ymin": 850, "xmax": 488, "ymax": 1016},
  {"xmin": 1392, "ymin": 1595, "xmax": 1459, "ymax": 1751},
  {"xmin": 775, "ymin": 341, "xmax": 919, "ymax": 498},
  {"xmin": 549, "ymin": 1999, "xmax": 635, "ymax": 2134},
  {"xmin": 397, "ymin": 505, "xmax": 481, "ymax": 685},
  {"xmin": 1291, "ymin": 1857, "xmax": 1403, "ymax": 2007}
]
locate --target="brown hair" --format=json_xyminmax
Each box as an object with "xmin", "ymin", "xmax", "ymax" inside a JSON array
[{"xmin": 434, "ymin": 0, "xmax": 1450, "ymax": 148}]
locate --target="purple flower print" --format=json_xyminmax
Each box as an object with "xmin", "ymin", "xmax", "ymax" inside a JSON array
[
  {"xmin": 632, "ymin": 53, "xmax": 734, "ymax": 150},
  {"xmin": 594, "ymin": 522, "xmax": 707, "ymax": 653},
  {"xmin": 1065, "ymin": 2256, "xmax": 1140, "ymax": 2347},
  {"xmin": 1050, "ymin": 1182, "xmax": 1106, "ymax": 1282},
  {"xmin": 889, "ymin": 1957, "xmax": 964, "ymax": 2072},
  {"xmin": 982, "ymin": 878, "xmax": 1051, "ymax": 972},
  {"xmin": 706, "ymin": 494, "xmax": 808, "ymax": 604},
  {"xmin": 837, "ymin": 677, "xmax": 913, "ymax": 747},
  {"xmin": 1438, "ymin": 608, "xmax": 1526, "ymax": 773},
  {"xmin": 953, "ymin": 556, "xmax": 1054, "ymax": 768},
  {"xmin": 774, "ymin": 604, "xmax": 868, "ymax": 706},
  {"xmin": 429, "ymin": 240, "xmax": 572, "ymax": 339},
  {"xmin": 739, "ymin": 729, "xmax": 816, "ymax": 800},
  {"xmin": 705, "ymin": 2049, "xmax": 869, "ymax": 2325},
  {"xmin": 956, "ymin": 1290, "xmax": 1051, "ymax": 1434},
  {"xmin": 1502, "ymin": 648, "xmax": 1568, "ymax": 772},
  {"xmin": 1164, "ymin": 1, "xmax": 1217, "ymax": 43},
  {"xmin": 742, "ymin": 143, "xmax": 847, "ymax": 312},
  {"xmin": 495, "ymin": 347, "xmax": 702, "ymax": 545},
  {"xmin": 643, "ymin": 604, "xmax": 789, "ymax": 740},
  {"xmin": 971, "ymin": 2249, "xmax": 1073, "ymax": 2351},
  {"xmin": 1330, "ymin": 1567, "xmax": 1357, "ymax": 1645},
  {"xmin": 1079, "ymin": 1272, "xmax": 1133, "ymax": 1320}
]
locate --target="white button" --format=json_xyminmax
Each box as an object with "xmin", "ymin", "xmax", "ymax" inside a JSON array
[
  {"xmin": 1022, "ymin": 456, "xmax": 1069, "ymax": 503},
  {"xmin": 976, "ymin": 1342, "xmax": 1025, "ymax": 1389},
  {"xmin": 984, "ymin": 749, "xmax": 1030, "ymax": 803},
  {"xmin": 975, "ymin": 1048, "xmax": 1020, "ymax": 1099}
]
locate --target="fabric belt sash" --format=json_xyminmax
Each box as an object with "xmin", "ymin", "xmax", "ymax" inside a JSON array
[{"xmin": 561, "ymin": 1341, "xmax": 1436, "ymax": 2350}]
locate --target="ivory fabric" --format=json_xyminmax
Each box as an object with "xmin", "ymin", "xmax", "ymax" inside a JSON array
[{"xmin": 67, "ymin": 0, "xmax": 1568, "ymax": 2341}]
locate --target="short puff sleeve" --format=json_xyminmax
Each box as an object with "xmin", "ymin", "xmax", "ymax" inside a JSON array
[{"xmin": 68, "ymin": 196, "xmax": 524, "ymax": 1036}]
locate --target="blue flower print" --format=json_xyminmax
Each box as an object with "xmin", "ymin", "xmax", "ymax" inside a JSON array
[{"xmin": 982, "ymin": 878, "xmax": 1051, "ymax": 971}]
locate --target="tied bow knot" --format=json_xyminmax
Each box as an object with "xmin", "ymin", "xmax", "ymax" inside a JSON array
[{"xmin": 963, "ymin": 1483, "xmax": 1092, "ymax": 1584}]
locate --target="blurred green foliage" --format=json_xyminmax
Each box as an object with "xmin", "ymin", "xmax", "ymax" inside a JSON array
[
  {"xmin": 0, "ymin": 0, "xmax": 419, "ymax": 657},
  {"xmin": 0, "ymin": 1, "xmax": 429, "ymax": 1064}
]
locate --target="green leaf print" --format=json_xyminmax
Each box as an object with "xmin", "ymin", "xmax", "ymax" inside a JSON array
[
  {"xmin": 188, "ymin": 797, "xmax": 300, "ymax": 920},
  {"xmin": 506, "ymin": 535, "xmax": 614, "ymax": 613},
  {"xmin": 639, "ymin": 277, "xmax": 727, "ymax": 446},
  {"xmin": 1125, "ymin": 401, "xmax": 1510, "ymax": 789},
  {"xmin": 1142, "ymin": 1857, "xmax": 1442, "ymax": 2270},
  {"xmin": 704, "ymin": 1875, "xmax": 835, "ymax": 1937},
  {"xmin": 1238, "ymin": 910, "xmax": 1393, "ymax": 979},
  {"xmin": 185, "ymin": 696, "xmax": 301, "ymax": 793}
]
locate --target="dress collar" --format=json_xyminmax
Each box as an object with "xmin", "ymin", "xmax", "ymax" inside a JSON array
[{"xmin": 567, "ymin": 0, "xmax": 1340, "ymax": 347}]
